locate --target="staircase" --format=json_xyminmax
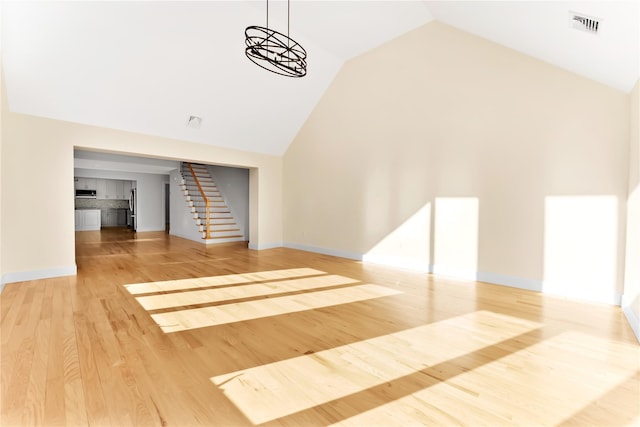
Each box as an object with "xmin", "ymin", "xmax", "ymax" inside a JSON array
[{"xmin": 179, "ymin": 162, "xmax": 245, "ymax": 243}]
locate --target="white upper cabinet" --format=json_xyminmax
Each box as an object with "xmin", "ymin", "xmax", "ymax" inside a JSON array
[
  {"xmin": 105, "ymin": 180, "xmax": 118, "ymax": 199},
  {"xmin": 94, "ymin": 179, "xmax": 130, "ymax": 199},
  {"xmin": 96, "ymin": 179, "xmax": 107, "ymax": 199},
  {"xmin": 122, "ymin": 180, "xmax": 132, "ymax": 198},
  {"xmin": 114, "ymin": 180, "xmax": 125, "ymax": 199},
  {"xmin": 75, "ymin": 177, "xmax": 97, "ymax": 190}
]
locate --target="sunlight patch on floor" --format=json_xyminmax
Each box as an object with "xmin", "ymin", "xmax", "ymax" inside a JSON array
[
  {"xmin": 211, "ymin": 311, "xmax": 541, "ymax": 425},
  {"xmin": 135, "ymin": 275, "xmax": 361, "ymax": 311},
  {"xmin": 151, "ymin": 284, "xmax": 401, "ymax": 332},
  {"xmin": 124, "ymin": 268, "xmax": 326, "ymax": 295},
  {"xmin": 332, "ymin": 331, "xmax": 640, "ymax": 426}
]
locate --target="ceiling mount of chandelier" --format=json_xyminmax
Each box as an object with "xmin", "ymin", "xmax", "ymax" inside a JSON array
[{"xmin": 244, "ymin": 0, "xmax": 307, "ymax": 78}]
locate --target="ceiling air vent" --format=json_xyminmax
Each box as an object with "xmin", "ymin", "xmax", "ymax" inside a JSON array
[
  {"xmin": 186, "ymin": 115, "xmax": 202, "ymax": 129},
  {"xmin": 570, "ymin": 11, "xmax": 601, "ymax": 34}
]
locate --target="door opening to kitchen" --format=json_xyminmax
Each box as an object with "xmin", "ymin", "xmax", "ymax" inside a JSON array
[{"xmin": 74, "ymin": 176, "xmax": 134, "ymax": 232}]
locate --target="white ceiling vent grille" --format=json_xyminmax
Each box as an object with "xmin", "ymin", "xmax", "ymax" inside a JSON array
[{"xmin": 570, "ymin": 11, "xmax": 601, "ymax": 34}]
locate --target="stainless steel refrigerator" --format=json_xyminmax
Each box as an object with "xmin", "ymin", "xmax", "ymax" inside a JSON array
[{"xmin": 128, "ymin": 187, "xmax": 137, "ymax": 231}]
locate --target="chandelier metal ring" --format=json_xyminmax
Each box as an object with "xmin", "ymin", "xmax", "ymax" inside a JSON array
[{"xmin": 245, "ymin": 26, "xmax": 307, "ymax": 78}]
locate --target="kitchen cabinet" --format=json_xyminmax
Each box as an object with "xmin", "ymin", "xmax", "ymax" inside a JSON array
[
  {"xmin": 100, "ymin": 208, "xmax": 128, "ymax": 227},
  {"xmin": 96, "ymin": 179, "xmax": 107, "ymax": 199},
  {"xmin": 75, "ymin": 177, "xmax": 97, "ymax": 190},
  {"xmin": 115, "ymin": 181, "xmax": 125, "ymax": 199},
  {"xmin": 117, "ymin": 209, "xmax": 127, "ymax": 226},
  {"xmin": 122, "ymin": 181, "xmax": 132, "ymax": 198},
  {"xmin": 97, "ymin": 179, "xmax": 128, "ymax": 199},
  {"xmin": 75, "ymin": 209, "xmax": 101, "ymax": 231},
  {"xmin": 106, "ymin": 180, "xmax": 118, "ymax": 199},
  {"xmin": 106, "ymin": 210, "xmax": 117, "ymax": 226},
  {"xmin": 101, "ymin": 209, "xmax": 117, "ymax": 227}
]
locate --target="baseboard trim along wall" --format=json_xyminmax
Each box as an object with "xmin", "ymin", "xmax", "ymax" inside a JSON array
[
  {"xmin": 168, "ymin": 231, "xmax": 201, "ymax": 244},
  {"xmin": 136, "ymin": 227, "xmax": 166, "ymax": 233},
  {"xmin": 1, "ymin": 265, "xmax": 78, "ymax": 290},
  {"xmin": 283, "ymin": 242, "xmax": 362, "ymax": 261},
  {"xmin": 361, "ymin": 254, "xmax": 431, "ymax": 273},
  {"xmin": 360, "ymin": 255, "xmax": 622, "ymax": 306},
  {"xmin": 432, "ymin": 265, "xmax": 477, "ymax": 281},
  {"xmin": 288, "ymin": 245, "xmax": 624, "ymax": 307},
  {"xmin": 476, "ymin": 271, "xmax": 543, "ymax": 293},
  {"xmin": 622, "ymin": 295, "xmax": 640, "ymax": 343},
  {"xmin": 248, "ymin": 242, "xmax": 283, "ymax": 250}
]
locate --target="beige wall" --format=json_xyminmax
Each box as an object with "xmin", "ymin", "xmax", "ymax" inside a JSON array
[
  {"xmin": 0, "ymin": 69, "xmax": 3, "ymax": 291},
  {"xmin": 284, "ymin": 21, "xmax": 629, "ymax": 304},
  {"xmin": 1, "ymin": 111, "xmax": 282, "ymax": 283},
  {"xmin": 624, "ymin": 79, "xmax": 640, "ymax": 338}
]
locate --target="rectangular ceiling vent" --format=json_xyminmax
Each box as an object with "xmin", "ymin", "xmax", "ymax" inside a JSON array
[{"xmin": 570, "ymin": 11, "xmax": 601, "ymax": 34}]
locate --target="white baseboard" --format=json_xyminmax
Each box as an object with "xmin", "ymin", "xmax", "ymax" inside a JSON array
[
  {"xmin": 136, "ymin": 227, "xmax": 166, "ymax": 233},
  {"xmin": 169, "ymin": 230, "xmax": 204, "ymax": 243},
  {"xmin": 203, "ymin": 237, "xmax": 246, "ymax": 245},
  {"xmin": 622, "ymin": 295, "xmax": 640, "ymax": 343},
  {"xmin": 283, "ymin": 242, "xmax": 362, "ymax": 261},
  {"xmin": 362, "ymin": 254, "xmax": 431, "ymax": 273},
  {"xmin": 431, "ymin": 264, "xmax": 477, "ymax": 281},
  {"xmin": 248, "ymin": 242, "xmax": 283, "ymax": 250},
  {"xmin": 1, "ymin": 265, "xmax": 77, "ymax": 290},
  {"xmin": 360, "ymin": 255, "xmax": 621, "ymax": 306},
  {"xmin": 476, "ymin": 271, "xmax": 543, "ymax": 292},
  {"xmin": 540, "ymin": 280, "xmax": 622, "ymax": 306},
  {"xmin": 269, "ymin": 245, "xmax": 625, "ymax": 308}
]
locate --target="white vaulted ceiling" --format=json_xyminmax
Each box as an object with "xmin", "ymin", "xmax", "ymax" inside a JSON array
[{"xmin": 2, "ymin": 1, "xmax": 638, "ymax": 156}]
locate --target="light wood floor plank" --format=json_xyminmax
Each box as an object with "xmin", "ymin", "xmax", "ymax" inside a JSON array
[{"xmin": 0, "ymin": 228, "xmax": 638, "ymax": 426}]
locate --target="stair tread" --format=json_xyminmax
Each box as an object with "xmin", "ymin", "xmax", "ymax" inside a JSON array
[{"xmin": 201, "ymin": 228, "xmax": 240, "ymax": 231}]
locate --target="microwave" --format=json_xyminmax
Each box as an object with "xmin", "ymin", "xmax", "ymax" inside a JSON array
[{"xmin": 76, "ymin": 189, "xmax": 97, "ymax": 199}]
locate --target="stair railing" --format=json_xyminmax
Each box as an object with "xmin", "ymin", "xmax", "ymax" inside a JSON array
[{"xmin": 186, "ymin": 162, "xmax": 211, "ymax": 239}]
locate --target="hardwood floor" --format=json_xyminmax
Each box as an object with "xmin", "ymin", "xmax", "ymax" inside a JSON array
[{"xmin": 1, "ymin": 228, "xmax": 639, "ymax": 426}]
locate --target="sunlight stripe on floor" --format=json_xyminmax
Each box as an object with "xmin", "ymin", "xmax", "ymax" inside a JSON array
[
  {"xmin": 136, "ymin": 275, "xmax": 360, "ymax": 311},
  {"xmin": 151, "ymin": 284, "xmax": 402, "ymax": 332},
  {"xmin": 334, "ymin": 332, "xmax": 640, "ymax": 426},
  {"xmin": 124, "ymin": 268, "xmax": 326, "ymax": 295},
  {"xmin": 211, "ymin": 311, "xmax": 541, "ymax": 425}
]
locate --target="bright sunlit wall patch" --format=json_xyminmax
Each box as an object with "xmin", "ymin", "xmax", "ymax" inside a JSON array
[
  {"xmin": 543, "ymin": 196, "xmax": 620, "ymax": 304},
  {"xmin": 433, "ymin": 197, "xmax": 479, "ymax": 280},
  {"xmin": 363, "ymin": 203, "xmax": 431, "ymax": 272}
]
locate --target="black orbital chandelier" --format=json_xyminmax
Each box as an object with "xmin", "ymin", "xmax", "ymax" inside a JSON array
[{"xmin": 245, "ymin": 0, "xmax": 307, "ymax": 77}]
